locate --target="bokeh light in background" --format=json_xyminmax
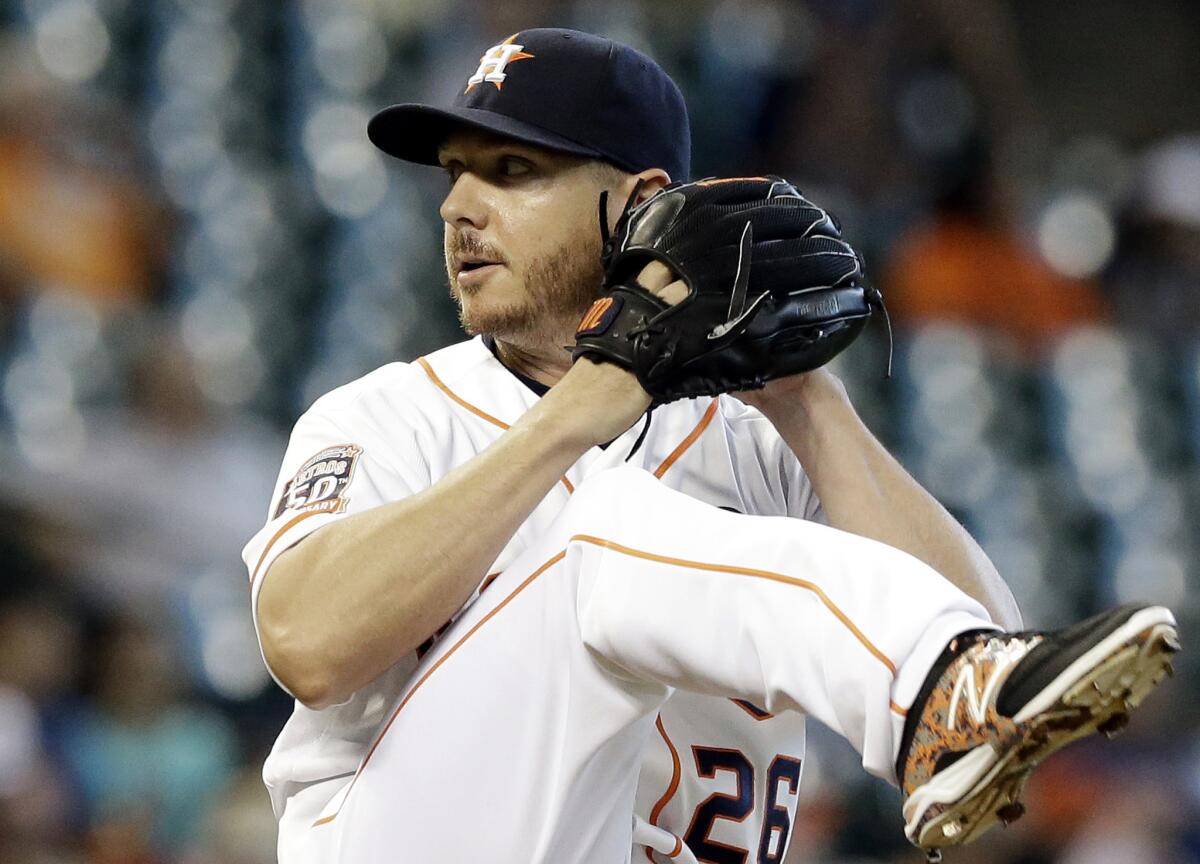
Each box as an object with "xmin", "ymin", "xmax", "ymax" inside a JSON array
[{"xmin": 0, "ymin": 1, "xmax": 1197, "ymax": 862}]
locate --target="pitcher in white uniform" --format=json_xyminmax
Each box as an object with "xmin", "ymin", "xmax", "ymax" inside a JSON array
[{"xmin": 242, "ymin": 28, "xmax": 1179, "ymax": 864}]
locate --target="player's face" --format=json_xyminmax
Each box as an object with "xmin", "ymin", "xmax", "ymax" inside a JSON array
[{"xmin": 438, "ymin": 130, "xmax": 614, "ymax": 346}]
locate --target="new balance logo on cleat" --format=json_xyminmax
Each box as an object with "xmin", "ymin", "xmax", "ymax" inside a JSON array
[
  {"xmin": 946, "ymin": 636, "xmax": 1038, "ymax": 731},
  {"xmin": 899, "ymin": 605, "xmax": 1179, "ymax": 860}
]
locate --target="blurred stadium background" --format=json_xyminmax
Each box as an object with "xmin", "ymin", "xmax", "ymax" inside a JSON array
[{"xmin": 0, "ymin": 0, "xmax": 1197, "ymax": 862}]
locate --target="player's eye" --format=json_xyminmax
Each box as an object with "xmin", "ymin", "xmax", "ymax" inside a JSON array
[
  {"xmin": 440, "ymin": 159, "xmax": 466, "ymax": 187},
  {"xmin": 500, "ymin": 156, "xmax": 532, "ymax": 177}
]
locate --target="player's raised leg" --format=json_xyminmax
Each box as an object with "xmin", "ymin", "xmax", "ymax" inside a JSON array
[
  {"xmin": 319, "ymin": 464, "xmax": 1175, "ymax": 862},
  {"xmin": 316, "ymin": 463, "xmax": 997, "ymax": 862},
  {"xmin": 570, "ymin": 465, "xmax": 999, "ymax": 782}
]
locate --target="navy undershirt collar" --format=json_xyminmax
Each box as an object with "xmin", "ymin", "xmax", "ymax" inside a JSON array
[
  {"xmin": 482, "ymin": 334, "xmax": 550, "ymax": 397},
  {"xmin": 480, "ymin": 334, "xmax": 649, "ymax": 453}
]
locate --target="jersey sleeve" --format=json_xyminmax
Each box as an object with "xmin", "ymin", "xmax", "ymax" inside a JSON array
[
  {"xmin": 241, "ymin": 398, "xmax": 431, "ymax": 692},
  {"xmin": 719, "ymin": 396, "xmax": 825, "ymax": 524},
  {"xmin": 769, "ymin": 430, "xmax": 826, "ymax": 524}
]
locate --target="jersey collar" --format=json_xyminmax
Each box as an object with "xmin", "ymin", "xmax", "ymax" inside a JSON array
[{"xmin": 481, "ymin": 334, "xmax": 550, "ymax": 398}]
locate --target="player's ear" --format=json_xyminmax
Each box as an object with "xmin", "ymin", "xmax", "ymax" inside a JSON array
[
  {"xmin": 603, "ymin": 168, "xmax": 671, "ymax": 233},
  {"xmin": 630, "ymin": 168, "xmax": 670, "ymax": 203}
]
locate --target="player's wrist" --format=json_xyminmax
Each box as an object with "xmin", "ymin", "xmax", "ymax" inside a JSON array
[
  {"xmin": 741, "ymin": 368, "xmax": 849, "ymax": 420},
  {"xmin": 543, "ymin": 358, "xmax": 652, "ymax": 447}
]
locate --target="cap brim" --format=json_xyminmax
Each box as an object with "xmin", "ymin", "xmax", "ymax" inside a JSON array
[{"xmin": 368, "ymin": 103, "xmax": 608, "ymax": 167}]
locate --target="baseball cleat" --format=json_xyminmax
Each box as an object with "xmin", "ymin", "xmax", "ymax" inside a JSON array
[{"xmin": 898, "ymin": 604, "xmax": 1179, "ymax": 860}]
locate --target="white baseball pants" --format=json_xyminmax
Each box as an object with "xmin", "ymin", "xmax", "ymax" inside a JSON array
[{"xmin": 304, "ymin": 465, "xmax": 994, "ymax": 863}]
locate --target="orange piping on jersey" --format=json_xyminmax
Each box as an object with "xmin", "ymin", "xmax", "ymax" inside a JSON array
[
  {"xmin": 653, "ymin": 399, "xmax": 718, "ymax": 478},
  {"xmin": 312, "ymin": 549, "xmax": 570, "ymax": 828},
  {"xmin": 645, "ymin": 714, "xmax": 682, "ymax": 862},
  {"xmin": 249, "ymin": 509, "xmax": 328, "ymax": 587},
  {"xmin": 890, "ymin": 701, "xmax": 908, "ymax": 717},
  {"xmin": 417, "ymin": 356, "xmax": 511, "ymax": 429},
  {"xmin": 570, "ymin": 534, "xmax": 899, "ymax": 676},
  {"xmin": 416, "ymin": 355, "xmax": 575, "ymax": 494}
]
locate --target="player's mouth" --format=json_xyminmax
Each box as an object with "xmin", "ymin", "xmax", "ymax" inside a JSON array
[{"xmin": 455, "ymin": 255, "xmax": 506, "ymax": 288}]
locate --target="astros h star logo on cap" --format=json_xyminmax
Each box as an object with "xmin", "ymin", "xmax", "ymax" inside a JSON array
[{"xmin": 464, "ymin": 33, "xmax": 535, "ymax": 93}]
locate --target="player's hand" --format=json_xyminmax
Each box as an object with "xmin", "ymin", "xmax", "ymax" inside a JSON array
[
  {"xmin": 635, "ymin": 260, "xmax": 688, "ymax": 305},
  {"xmin": 552, "ymin": 262, "xmax": 686, "ymax": 447}
]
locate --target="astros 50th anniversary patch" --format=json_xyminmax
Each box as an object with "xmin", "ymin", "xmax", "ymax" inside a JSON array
[{"xmin": 274, "ymin": 444, "xmax": 363, "ymax": 518}]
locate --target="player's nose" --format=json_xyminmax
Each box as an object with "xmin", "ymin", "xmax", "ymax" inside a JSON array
[{"xmin": 439, "ymin": 172, "xmax": 489, "ymax": 230}]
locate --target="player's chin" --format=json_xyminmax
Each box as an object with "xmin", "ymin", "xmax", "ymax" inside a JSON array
[{"xmin": 457, "ymin": 294, "xmax": 538, "ymax": 339}]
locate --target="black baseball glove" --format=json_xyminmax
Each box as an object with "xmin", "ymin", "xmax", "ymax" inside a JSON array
[{"xmin": 572, "ymin": 176, "xmax": 884, "ymax": 403}]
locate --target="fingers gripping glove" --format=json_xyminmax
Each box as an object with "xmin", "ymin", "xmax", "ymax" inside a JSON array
[{"xmin": 572, "ymin": 176, "xmax": 885, "ymax": 403}]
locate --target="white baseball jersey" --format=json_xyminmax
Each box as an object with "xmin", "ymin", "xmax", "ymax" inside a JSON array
[{"xmin": 242, "ymin": 336, "xmax": 992, "ymax": 863}]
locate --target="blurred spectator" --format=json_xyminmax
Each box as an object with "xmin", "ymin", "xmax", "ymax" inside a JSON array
[
  {"xmin": 884, "ymin": 141, "xmax": 1108, "ymax": 350},
  {"xmin": 0, "ymin": 593, "xmax": 82, "ymax": 857},
  {"xmin": 57, "ymin": 616, "xmax": 236, "ymax": 861},
  {"xmin": 0, "ymin": 37, "xmax": 167, "ymax": 310},
  {"xmin": 1103, "ymin": 134, "xmax": 1200, "ymax": 343}
]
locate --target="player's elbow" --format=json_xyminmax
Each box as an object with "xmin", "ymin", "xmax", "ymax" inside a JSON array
[
  {"xmin": 257, "ymin": 560, "xmax": 348, "ymax": 710},
  {"xmin": 258, "ymin": 613, "xmax": 345, "ymax": 709},
  {"xmin": 288, "ymin": 674, "xmax": 342, "ymax": 711}
]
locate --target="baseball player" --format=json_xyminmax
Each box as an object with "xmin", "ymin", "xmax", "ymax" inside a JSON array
[{"xmin": 242, "ymin": 29, "xmax": 1178, "ymax": 863}]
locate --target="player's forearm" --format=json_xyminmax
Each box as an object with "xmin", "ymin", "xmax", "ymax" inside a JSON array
[
  {"xmin": 750, "ymin": 370, "xmax": 1022, "ymax": 629},
  {"xmin": 259, "ymin": 392, "xmax": 603, "ymax": 708}
]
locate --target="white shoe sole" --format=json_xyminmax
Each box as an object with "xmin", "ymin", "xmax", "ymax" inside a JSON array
[{"xmin": 903, "ymin": 605, "xmax": 1179, "ymax": 853}]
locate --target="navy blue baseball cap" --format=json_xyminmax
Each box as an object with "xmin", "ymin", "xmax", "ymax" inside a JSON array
[{"xmin": 368, "ymin": 28, "xmax": 691, "ymax": 183}]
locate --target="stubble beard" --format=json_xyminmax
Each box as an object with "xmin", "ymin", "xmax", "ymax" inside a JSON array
[{"xmin": 448, "ymin": 235, "xmax": 604, "ymax": 351}]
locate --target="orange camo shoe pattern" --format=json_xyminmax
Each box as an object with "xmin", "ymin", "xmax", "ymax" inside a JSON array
[
  {"xmin": 897, "ymin": 605, "xmax": 1178, "ymax": 861},
  {"xmin": 900, "ymin": 634, "xmax": 1041, "ymax": 813}
]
